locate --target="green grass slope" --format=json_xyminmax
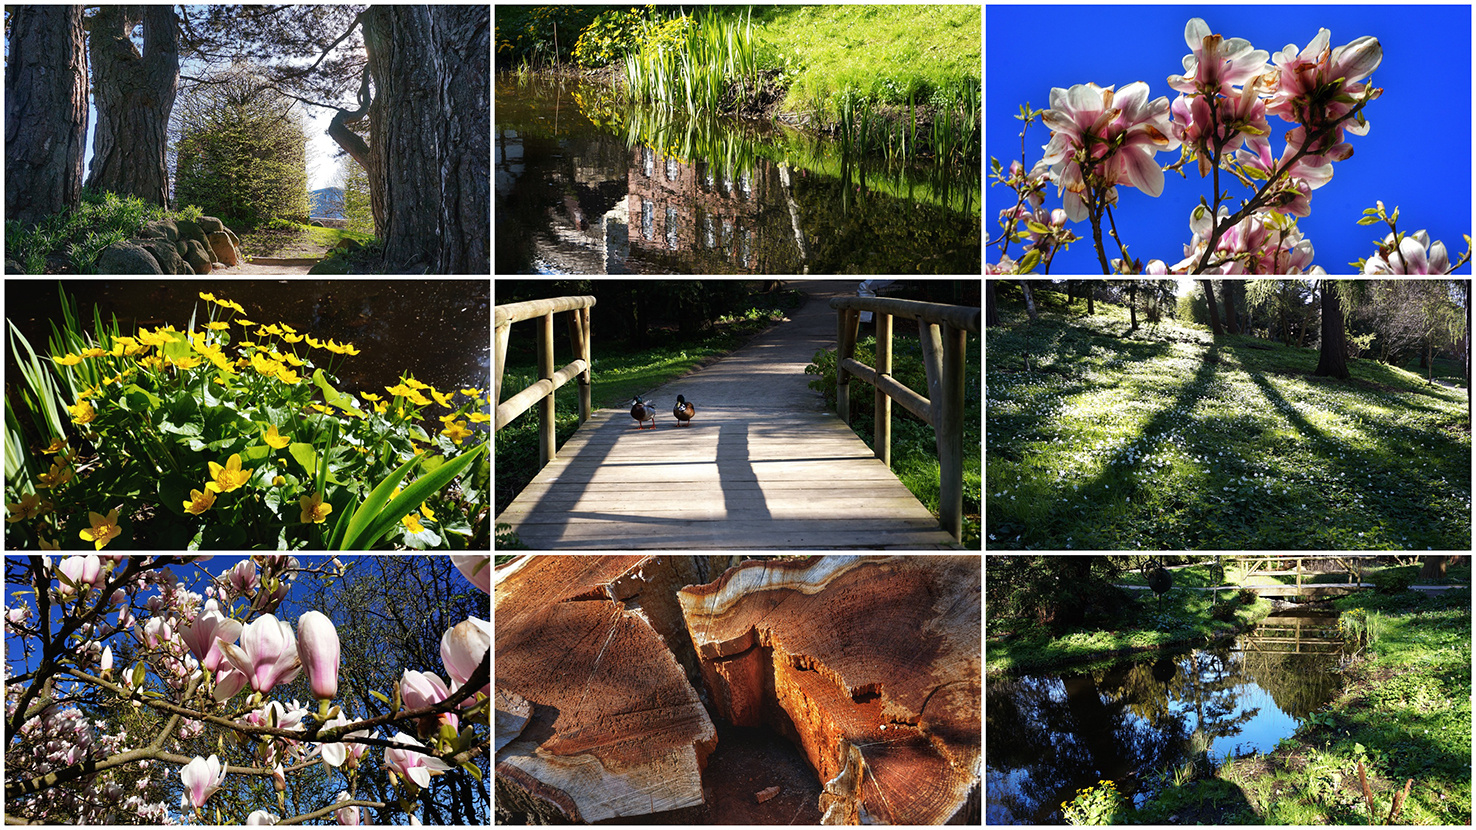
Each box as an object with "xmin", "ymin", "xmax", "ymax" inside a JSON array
[{"xmin": 986, "ymin": 289, "xmax": 1471, "ymax": 550}]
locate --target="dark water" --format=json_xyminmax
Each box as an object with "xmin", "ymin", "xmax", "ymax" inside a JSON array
[
  {"xmin": 4, "ymin": 279, "xmax": 491, "ymax": 411},
  {"xmin": 986, "ymin": 612, "xmax": 1345, "ymax": 824},
  {"xmin": 495, "ymin": 75, "xmax": 981, "ymax": 274}
]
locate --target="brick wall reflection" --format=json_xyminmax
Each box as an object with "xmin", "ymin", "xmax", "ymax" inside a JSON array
[{"xmin": 626, "ymin": 145, "xmax": 760, "ymax": 271}]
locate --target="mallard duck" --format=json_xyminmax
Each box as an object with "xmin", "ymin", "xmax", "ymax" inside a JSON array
[
  {"xmin": 673, "ymin": 395, "xmax": 694, "ymax": 427},
  {"xmin": 630, "ymin": 397, "xmax": 656, "ymax": 430}
]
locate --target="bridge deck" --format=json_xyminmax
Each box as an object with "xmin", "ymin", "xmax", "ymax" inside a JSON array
[{"xmin": 496, "ymin": 407, "xmax": 958, "ymax": 549}]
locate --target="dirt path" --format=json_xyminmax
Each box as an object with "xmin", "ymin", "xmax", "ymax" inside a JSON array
[{"xmin": 214, "ymin": 261, "xmax": 315, "ymax": 275}]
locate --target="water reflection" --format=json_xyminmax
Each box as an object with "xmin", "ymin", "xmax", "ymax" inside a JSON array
[
  {"xmin": 986, "ymin": 620, "xmax": 1345, "ymax": 824},
  {"xmin": 494, "ymin": 75, "xmax": 981, "ymax": 274}
]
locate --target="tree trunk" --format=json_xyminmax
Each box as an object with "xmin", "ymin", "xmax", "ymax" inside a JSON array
[
  {"xmin": 1020, "ymin": 281, "xmax": 1038, "ymax": 321},
  {"xmin": 5, "ymin": 5, "xmax": 90, "ymax": 230},
  {"xmin": 1314, "ymin": 281, "xmax": 1350, "ymax": 379},
  {"xmin": 361, "ymin": 6, "xmax": 490, "ymax": 273},
  {"xmin": 1417, "ymin": 555, "xmax": 1451, "ymax": 580},
  {"xmin": 1087, "ymin": 284, "xmax": 1095, "ymax": 316},
  {"xmin": 1128, "ymin": 280, "xmax": 1138, "ymax": 331},
  {"xmin": 985, "ymin": 280, "xmax": 1000, "ymax": 327},
  {"xmin": 86, "ymin": 5, "xmax": 179, "ymax": 206},
  {"xmin": 1201, "ymin": 279, "xmax": 1224, "ymax": 336},
  {"xmin": 1224, "ymin": 280, "xmax": 1241, "ymax": 335},
  {"xmin": 680, "ymin": 556, "xmax": 981, "ymax": 825}
]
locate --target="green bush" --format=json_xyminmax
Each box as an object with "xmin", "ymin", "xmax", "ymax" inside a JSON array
[
  {"xmin": 1368, "ymin": 567, "xmax": 1416, "ymax": 594},
  {"xmin": 572, "ymin": 9, "xmax": 646, "ymax": 68}
]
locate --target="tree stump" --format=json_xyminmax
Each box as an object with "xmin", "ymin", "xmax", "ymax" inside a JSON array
[
  {"xmin": 677, "ymin": 556, "xmax": 981, "ymax": 824},
  {"xmin": 494, "ymin": 555, "xmax": 721, "ymax": 823}
]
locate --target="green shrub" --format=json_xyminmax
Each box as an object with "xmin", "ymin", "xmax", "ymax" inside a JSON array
[
  {"xmin": 1062, "ymin": 780, "xmax": 1123, "ymax": 825},
  {"xmin": 572, "ymin": 9, "xmax": 646, "ymax": 68},
  {"xmin": 1368, "ymin": 567, "xmax": 1416, "ymax": 594}
]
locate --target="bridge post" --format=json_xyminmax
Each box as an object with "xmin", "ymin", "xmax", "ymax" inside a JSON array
[
  {"xmin": 937, "ymin": 322, "xmax": 967, "ymax": 542},
  {"xmin": 874, "ymin": 312, "xmax": 892, "ymax": 466},
  {"xmin": 836, "ymin": 309, "xmax": 859, "ymax": 423},
  {"xmin": 538, "ymin": 312, "xmax": 556, "ymax": 467},
  {"xmin": 568, "ymin": 307, "xmax": 592, "ymax": 425}
]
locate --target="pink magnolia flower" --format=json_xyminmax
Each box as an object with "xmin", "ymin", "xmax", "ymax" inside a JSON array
[
  {"xmin": 1171, "ymin": 82, "xmax": 1271, "ymax": 178},
  {"xmin": 383, "ymin": 732, "xmax": 452, "ymax": 788},
  {"xmin": 220, "ymin": 613, "xmax": 301, "ymax": 694},
  {"xmin": 1364, "ymin": 229, "xmax": 1450, "ymax": 274},
  {"xmin": 100, "ymin": 646, "xmax": 113, "ymax": 673},
  {"xmin": 451, "ymin": 555, "xmax": 491, "ymax": 594},
  {"xmin": 441, "ymin": 617, "xmax": 491, "ymax": 700},
  {"xmin": 1040, "ymin": 81, "xmax": 1180, "ymax": 221},
  {"xmin": 247, "ymin": 810, "xmax": 278, "ymax": 825},
  {"xmin": 180, "ymin": 599, "xmax": 241, "ymax": 671},
  {"xmin": 335, "ymin": 792, "xmax": 360, "ymax": 826},
  {"xmin": 179, "ymin": 754, "xmax": 227, "ymax": 808},
  {"xmin": 142, "ymin": 617, "xmax": 172, "ymax": 649},
  {"xmin": 227, "ymin": 560, "xmax": 259, "ymax": 596},
  {"xmin": 296, "ymin": 610, "xmax": 340, "ymax": 700},
  {"xmin": 213, "ymin": 663, "xmax": 248, "ymax": 701},
  {"xmin": 1167, "ymin": 18, "xmax": 1270, "ymax": 97},
  {"xmin": 57, "ymin": 555, "xmax": 101, "ymax": 596},
  {"xmin": 1173, "ymin": 205, "xmax": 1322, "ymax": 274},
  {"xmin": 318, "ymin": 714, "xmax": 372, "ymax": 768},
  {"xmin": 401, "ymin": 669, "xmax": 458, "ymax": 733},
  {"xmin": 1266, "ymin": 27, "xmax": 1382, "ymax": 133}
]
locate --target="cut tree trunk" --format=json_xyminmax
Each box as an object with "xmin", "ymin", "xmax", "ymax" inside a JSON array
[
  {"xmin": 86, "ymin": 5, "xmax": 179, "ymax": 206},
  {"xmin": 677, "ymin": 556, "xmax": 981, "ymax": 825},
  {"xmin": 4, "ymin": 5, "xmax": 90, "ymax": 231},
  {"xmin": 494, "ymin": 555, "xmax": 723, "ymax": 823}
]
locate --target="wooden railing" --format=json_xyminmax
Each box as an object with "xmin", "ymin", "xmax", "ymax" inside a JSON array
[
  {"xmin": 830, "ymin": 296, "xmax": 981, "ymax": 542},
  {"xmin": 494, "ymin": 296, "xmax": 596, "ymax": 468}
]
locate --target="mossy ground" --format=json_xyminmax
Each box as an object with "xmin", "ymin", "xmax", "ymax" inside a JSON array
[{"xmin": 986, "ymin": 286, "xmax": 1471, "ymax": 550}]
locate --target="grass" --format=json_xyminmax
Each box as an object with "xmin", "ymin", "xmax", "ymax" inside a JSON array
[
  {"xmin": 237, "ymin": 222, "xmax": 375, "ymax": 259},
  {"xmin": 4, "ymin": 189, "xmax": 195, "ymax": 274},
  {"xmin": 622, "ymin": 8, "xmax": 758, "ymax": 117},
  {"xmin": 986, "ymin": 286, "xmax": 1471, "ymax": 550},
  {"xmin": 1130, "ymin": 587, "xmax": 1471, "ymax": 825}
]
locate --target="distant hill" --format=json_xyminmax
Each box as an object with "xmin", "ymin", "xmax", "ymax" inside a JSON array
[{"xmin": 310, "ymin": 187, "xmax": 344, "ymax": 219}]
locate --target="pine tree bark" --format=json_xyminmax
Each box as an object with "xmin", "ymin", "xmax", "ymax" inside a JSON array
[
  {"xmin": 86, "ymin": 5, "xmax": 179, "ymax": 206},
  {"xmin": 5, "ymin": 5, "xmax": 90, "ymax": 230},
  {"xmin": 1201, "ymin": 279, "xmax": 1224, "ymax": 336},
  {"xmin": 1314, "ymin": 281, "xmax": 1350, "ymax": 379},
  {"xmin": 361, "ymin": 6, "xmax": 490, "ymax": 273}
]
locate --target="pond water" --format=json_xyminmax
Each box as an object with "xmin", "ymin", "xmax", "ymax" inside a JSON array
[
  {"xmin": 986, "ymin": 611, "xmax": 1346, "ymax": 824},
  {"xmin": 495, "ymin": 75, "xmax": 981, "ymax": 274}
]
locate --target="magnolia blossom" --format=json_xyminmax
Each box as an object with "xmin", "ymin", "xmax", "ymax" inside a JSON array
[
  {"xmin": 318, "ymin": 714, "xmax": 372, "ymax": 768},
  {"xmin": 213, "ymin": 663, "xmax": 248, "ymax": 701},
  {"xmin": 1363, "ymin": 229, "xmax": 1451, "ymax": 274},
  {"xmin": 57, "ymin": 555, "xmax": 102, "ymax": 596},
  {"xmin": 179, "ymin": 754, "xmax": 227, "ymax": 808},
  {"xmin": 100, "ymin": 646, "xmax": 113, "ymax": 673},
  {"xmin": 1173, "ymin": 205, "xmax": 1323, "ymax": 274},
  {"xmin": 451, "ymin": 555, "xmax": 491, "ymax": 594},
  {"xmin": 400, "ymin": 669, "xmax": 458, "ymax": 732},
  {"xmin": 180, "ymin": 599, "xmax": 241, "ymax": 671},
  {"xmin": 142, "ymin": 617, "xmax": 172, "ymax": 650},
  {"xmin": 297, "ymin": 610, "xmax": 340, "ymax": 700},
  {"xmin": 1265, "ymin": 26, "xmax": 1382, "ymax": 135},
  {"xmin": 220, "ymin": 614, "xmax": 301, "ymax": 694},
  {"xmin": 441, "ymin": 617, "xmax": 491, "ymax": 700},
  {"xmin": 246, "ymin": 810, "xmax": 279, "ymax": 825},
  {"xmin": 384, "ymin": 732, "xmax": 452, "ymax": 788},
  {"xmin": 227, "ymin": 560, "xmax": 259, "ymax": 596},
  {"xmin": 1168, "ymin": 18, "xmax": 1270, "ymax": 96},
  {"xmin": 334, "ymin": 792, "xmax": 360, "ymax": 826},
  {"xmin": 1039, "ymin": 81, "xmax": 1181, "ymax": 221}
]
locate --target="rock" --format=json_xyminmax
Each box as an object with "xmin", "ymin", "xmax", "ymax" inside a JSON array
[
  {"xmin": 139, "ymin": 219, "xmax": 179, "ymax": 244},
  {"xmin": 308, "ymin": 257, "xmax": 349, "ymax": 275},
  {"xmin": 207, "ymin": 232, "xmax": 239, "ymax": 267},
  {"xmin": 181, "ymin": 239, "xmax": 213, "ymax": 275},
  {"xmin": 756, "ymin": 786, "xmax": 780, "ymax": 804},
  {"xmin": 97, "ymin": 241, "xmax": 164, "ymax": 274},
  {"xmin": 223, "ymin": 227, "xmax": 242, "ymax": 249},
  {"xmin": 5, "ymin": 259, "xmax": 24, "ymax": 274},
  {"xmin": 196, "ymin": 215, "xmax": 224, "ymax": 234},
  {"xmin": 140, "ymin": 237, "xmax": 188, "ymax": 275},
  {"xmin": 176, "ymin": 219, "xmax": 211, "ymax": 254},
  {"xmin": 334, "ymin": 237, "xmax": 363, "ymax": 252}
]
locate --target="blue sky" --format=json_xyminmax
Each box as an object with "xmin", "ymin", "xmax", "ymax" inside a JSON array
[{"xmin": 987, "ymin": 5, "xmax": 1473, "ymax": 275}]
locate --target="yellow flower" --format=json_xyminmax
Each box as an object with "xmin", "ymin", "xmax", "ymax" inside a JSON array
[
  {"xmin": 402, "ymin": 513, "xmax": 426, "ymax": 534},
  {"xmin": 6, "ymin": 493, "xmax": 51, "ymax": 523},
  {"xmin": 404, "ymin": 389, "xmax": 432, "ymax": 407},
  {"xmin": 37, "ymin": 537, "xmax": 59, "ymax": 551},
  {"xmin": 68, "ymin": 400, "xmax": 96, "ymax": 425},
  {"xmin": 79, "ymin": 508, "xmax": 122, "ymax": 550},
  {"xmin": 299, "ymin": 492, "xmax": 333, "ymax": 524},
  {"xmin": 442, "ymin": 420, "xmax": 473, "ymax": 445},
  {"xmin": 222, "ymin": 300, "xmax": 245, "ymax": 314},
  {"xmin": 373, "ymin": 400, "xmax": 388, "ymax": 414},
  {"xmin": 361, "ymin": 392, "xmax": 381, "ymax": 402},
  {"xmin": 78, "ymin": 385, "xmax": 100, "ymax": 400},
  {"xmin": 136, "ymin": 327, "xmax": 181, "ymax": 347},
  {"xmin": 206, "ymin": 453, "xmax": 251, "ymax": 493},
  {"xmin": 272, "ymin": 475, "xmax": 286, "ymax": 486},
  {"xmin": 310, "ymin": 403, "xmax": 333, "ymax": 415},
  {"xmin": 278, "ymin": 322, "xmax": 297, "ymax": 334},
  {"xmin": 236, "ymin": 318, "xmax": 257, "ymax": 327},
  {"xmin": 199, "ymin": 292, "xmax": 217, "ymax": 302},
  {"xmin": 52, "ymin": 353, "xmax": 84, "ymax": 366},
  {"xmin": 419, "ymin": 502, "xmax": 436, "ymax": 521},
  {"xmin": 37, "ymin": 461, "xmax": 72, "ymax": 488},
  {"xmin": 460, "ymin": 387, "xmax": 483, "ymax": 398},
  {"xmin": 385, "ymin": 383, "xmax": 410, "ymax": 398},
  {"xmin": 305, "ymin": 335, "xmax": 325, "ymax": 349},
  {"xmin": 279, "ymin": 352, "xmax": 304, "ymax": 367},
  {"xmin": 170, "ymin": 355, "xmax": 203, "ymax": 371},
  {"xmin": 42, "ymin": 438, "xmax": 67, "ymax": 454},
  {"xmin": 263, "ymin": 424, "xmax": 290, "ymax": 449},
  {"xmin": 80, "ymin": 347, "xmax": 108, "ymax": 358},
  {"xmin": 206, "ymin": 321, "xmax": 231, "ymax": 331},
  {"xmin": 467, "ymin": 412, "xmax": 490, "ymax": 424},
  {"xmin": 281, "ymin": 332, "xmax": 303, "ymax": 344},
  {"xmin": 274, "ymin": 366, "xmax": 301, "ymax": 385},
  {"xmin": 183, "ymin": 488, "xmax": 216, "ymax": 515},
  {"xmin": 430, "ymin": 388, "xmax": 453, "ymax": 408},
  {"xmin": 402, "ymin": 377, "xmax": 430, "ymax": 391}
]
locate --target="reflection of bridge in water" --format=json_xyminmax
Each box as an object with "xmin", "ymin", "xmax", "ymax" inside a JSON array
[{"xmin": 1239, "ymin": 613, "xmax": 1342, "ymax": 655}]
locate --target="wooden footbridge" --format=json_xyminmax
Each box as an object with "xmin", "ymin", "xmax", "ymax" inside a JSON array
[
  {"xmin": 1122, "ymin": 556, "xmax": 1378, "ymax": 599},
  {"xmin": 493, "ymin": 284, "xmax": 979, "ymax": 549}
]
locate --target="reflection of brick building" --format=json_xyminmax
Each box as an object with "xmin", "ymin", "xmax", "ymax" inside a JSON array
[{"xmin": 626, "ymin": 145, "xmax": 761, "ymax": 271}]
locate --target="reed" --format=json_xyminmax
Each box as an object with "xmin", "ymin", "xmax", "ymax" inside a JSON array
[{"xmin": 622, "ymin": 8, "xmax": 758, "ymax": 116}]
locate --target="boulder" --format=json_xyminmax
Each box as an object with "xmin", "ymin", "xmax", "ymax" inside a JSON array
[
  {"xmin": 307, "ymin": 256, "xmax": 349, "ymax": 275},
  {"xmin": 196, "ymin": 215, "xmax": 224, "ymax": 234},
  {"xmin": 223, "ymin": 227, "xmax": 242, "ymax": 248},
  {"xmin": 176, "ymin": 219, "xmax": 212, "ymax": 255},
  {"xmin": 97, "ymin": 241, "xmax": 164, "ymax": 274},
  {"xmin": 207, "ymin": 231, "xmax": 239, "ymax": 267},
  {"xmin": 139, "ymin": 219, "xmax": 179, "ymax": 244},
  {"xmin": 140, "ymin": 237, "xmax": 188, "ymax": 275},
  {"xmin": 181, "ymin": 239, "xmax": 213, "ymax": 275},
  {"xmin": 5, "ymin": 259, "xmax": 25, "ymax": 275},
  {"xmin": 335, "ymin": 237, "xmax": 363, "ymax": 252}
]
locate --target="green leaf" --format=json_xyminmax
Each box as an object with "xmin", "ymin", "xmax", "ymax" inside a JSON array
[
  {"xmin": 1356, "ymin": 216, "xmax": 1382, "ymax": 225},
  {"xmin": 288, "ymin": 442, "xmax": 317, "ymax": 477},
  {"xmin": 333, "ymin": 452, "xmax": 423, "ymax": 551},
  {"xmin": 313, "ymin": 368, "xmax": 366, "ymax": 418},
  {"xmin": 340, "ymin": 443, "xmax": 488, "ymax": 550},
  {"xmin": 1017, "ymin": 248, "xmax": 1041, "ymax": 274},
  {"xmin": 1243, "ymin": 165, "xmax": 1268, "ymax": 181},
  {"xmin": 368, "ymin": 688, "xmax": 390, "ymax": 705},
  {"xmin": 1025, "ymin": 220, "xmax": 1053, "ymax": 236}
]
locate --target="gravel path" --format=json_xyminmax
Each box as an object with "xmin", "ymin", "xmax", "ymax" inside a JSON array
[{"xmin": 213, "ymin": 261, "xmax": 315, "ymax": 275}]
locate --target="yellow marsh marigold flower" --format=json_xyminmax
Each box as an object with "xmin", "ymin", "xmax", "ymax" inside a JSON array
[
  {"xmin": 263, "ymin": 424, "xmax": 290, "ymax": 449},
  {"xmin": 419, "ymin": 502, "xmax": 436, "ymax": 522},
  {"xmin": 429, "ymin": 388, "xmax": 453, "ymax": 408},
  {"xmin": 310, "ymin": 404, "xmax": 333, "ymax": 415},
  {"xmin": 207, "ymin": 453, "xmax": 251, "ymax": 493},
  {"xmin": 79, "ymin": 508, "xmax": 122, "ymax": 550},
  {"xmin": 468, "ymin": 412, "xmax": 490, "ymax": 424},
  {"xmin": 402, "ymin": 377, "xmax": 430, "ymax": 391},
  {"xmin": 138, "ymin": 355, "xmax": 165, "ymax": 371},
  {"xmin": 274, "ymin": 366, "xmax": 301, "ymax": 385},
  {"xmin": 299, "ymin": 492, "xmax": 332, "ymax": 524},
  {"xmin": 199, "ymin": 292, "xmax": 216, "ymax": 302},
  {"xmin": 402, "ymin": 513, "xmax": 426, "ymax": 534},
  {"xmin": 170, "ymin": 355, "xmax": 203, "ymax": 371},
  {"xmin": 6, "ymin": 492, "xmax": 51, "ymax": 523},
  {"xmin": 305, "ymin": 335, "xmax": 325, "ymax": 349},
  {"xmin": 38, "ymin": 537, "xmax": 59, "ymax": 551},
  {"xmin": 38, "ymin": 460, "xmax": 72, "ymax": 488},
  {"xmin": 183, "ymin": 488, "xmax": 217, "ymax": 515},
  {"xmin": 235, "ymin": 318, "xmax": 256, "ymax": 327},
  {"xmin": 442, "ymin": 420, "xmax": 473, "ymax": 445},
  {"xmin": 52, "ymin": 353, "xmax": 84, "ymax": 366},
  {"xmin": 69, "ymin": 400, "xmax": 96, "ymax": 425},
  {"xmin": 281, "ymin": 332, "xmax": 303, "ymax": 344},
  {"xmin": 206, "ymin": 321, "xmax": 231, "ymax": 331},
  {"xmin": 279, "ymin": 322, "xmax": 296, "ymax": 334},
  {"xmin": 80, "ymin": 347, "xmax": 108, "ymax": 358},
  {"xmin": 42, "ymin": 438, "xmax": 67, "ymax": 454},
  {"xmin": 272, "ymin": 475, "xmax": 286, "ymax": 486},
  {"xmin": 361, "ymin": 392, "xmax": 381, "ymax": 402},
  {"xmin": 460, "ymin": 388, "xmax": 483, "ymax": 398}
]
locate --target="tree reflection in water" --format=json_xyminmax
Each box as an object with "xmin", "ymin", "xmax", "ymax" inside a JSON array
[{"xmin": 987, "ymin": 639, "xmax": 1343, "ymax": 824}]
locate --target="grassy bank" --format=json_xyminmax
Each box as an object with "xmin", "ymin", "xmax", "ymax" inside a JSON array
[
  {"xmin": 237, "ymin": 222, "xmax": 374, "ymax": 260},
  {"xmin": 5, "ymin": 189, "xmax": 203, "ymax": 274},
  {"xmin": 987, "ymin": 286, "xmax": 1471, "ymax": 550},
  {"xmin": 1130, "ymin": 587, "xmax": 1471, "ymax": 825}
]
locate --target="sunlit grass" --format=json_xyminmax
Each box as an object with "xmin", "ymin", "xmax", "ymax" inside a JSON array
[{"xmin": 987, "ymin": 290, "xmax": 1471, "ymax": 550}]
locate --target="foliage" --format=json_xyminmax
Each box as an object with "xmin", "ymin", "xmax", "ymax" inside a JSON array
[
  {"xmin": 173, "ymin": 66, "xmax": 312, "ymax": 230},
  {"xmin": 337, "ymin": 156, "xmax": 374, "ymax": 237},
  {"xmin": 572, "ymin": 8, "xmax": 648, "ymax": 68},
  {"xmin": 3, "ymin": 189, "xmax": 198, "ymax": 275},
  {"xmin": 1366, "ymin": 566, "xmax": 1417, "ymax": 594},
  {"xmin": 3, "ymin": 287, "xmax": 490, "ymax": 549},
  {"xmin": 494, "ymin": 6, "xmax": 601, "ymax": 67},
  {"xmin": 984, "ymin": 556, "xmax": 1127, "ymax": 634},
  {"xmin": 1061, "ymin": 780, "xmax": 1123, "ymax": 825},
  {"xmin": 621, "ymin": 8, "xmax": 756, "ymax": 118}
]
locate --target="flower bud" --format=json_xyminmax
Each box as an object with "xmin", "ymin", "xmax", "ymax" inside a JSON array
[{"xmin": 296, "ymin": 611, "xmax": 340, "ymax": 700}]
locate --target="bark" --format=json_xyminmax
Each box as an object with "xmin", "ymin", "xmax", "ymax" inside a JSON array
[
  {"xmin": 360, "ymin": 6, "xmax": 490, "ymax": 274},
  {"xmin": 985, "ymin": 280, "xmax": 1000, "ymax": 327},
  {"xmin": 1087, "ymin": 283, "xmax": 1095, "ymax": 315},
  {"xmin": 1128, "ymin": 280, "xmax": 1138, "ymax": 331},
  {"xmin": 1417, "ymin": 555, "xmax": 1450, "ymax": 580},
  {"xmin": 1224, "ymin": 279, "xmax": 1241, "ymax": 335},
  {"xmin": 86, "ymin": 5, "xmax": 179, "ymax": 206},
  {"xmin": 5, "ymin": 5, "xmax": 90, "ymax": 230},
  {"xmin": 679, "ymin": 557, "xmax": 981, "ymax": 825},
  {"xmin": 1201, "ymin": 279, "xmax": 1224, "ymax": 336},
  {"xmin": 1020, "ymin": 281, "xmax": 1038, "ymax": 321},
  {"xmin": 1314, "ymin": 281, "xmax": 1350, "ymax": 379}
]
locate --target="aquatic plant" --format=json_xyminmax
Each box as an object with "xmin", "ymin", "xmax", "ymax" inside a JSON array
[
  {"xmin": 622, "ymin": 8, "xmax": 758, "ymax": 116},
  {"xmin": 4, "ymin": 286, "xmax": 489, "ymax": 550},
  {"xmin": 1061, "ymin": 779, "xmax": 1123, "ymax": 825}
]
